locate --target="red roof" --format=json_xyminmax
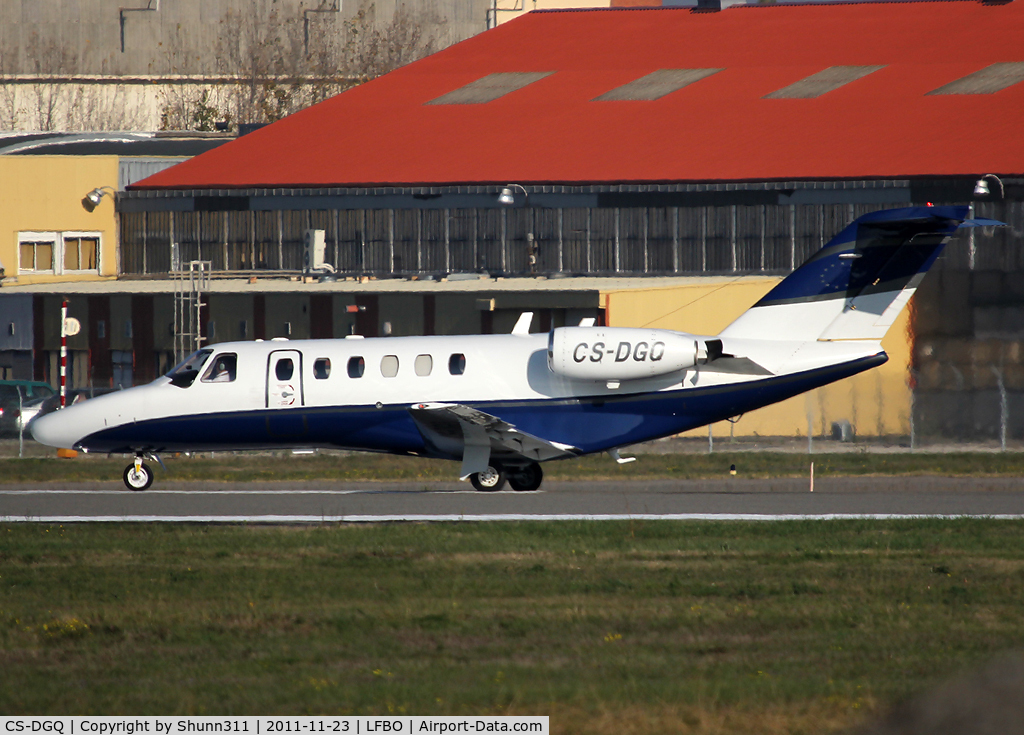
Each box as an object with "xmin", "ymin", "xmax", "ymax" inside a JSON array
[{"xmin": 134, "ymin": 1, "xmax": 1024, "ymax": 190}]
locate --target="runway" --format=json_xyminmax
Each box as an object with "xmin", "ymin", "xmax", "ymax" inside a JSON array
[{"xmin": 3, "ymin": 476, "xmax": 1024, "ymax": 522}]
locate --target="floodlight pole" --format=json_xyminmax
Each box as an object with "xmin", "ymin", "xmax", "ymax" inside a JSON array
[
  {"xmin": 18, "ymin": 389, "xmax": 24, "ymax": 458},
  {"xmin": 60, "ymin": 298, "xmax": 68, "ymax": 408}
]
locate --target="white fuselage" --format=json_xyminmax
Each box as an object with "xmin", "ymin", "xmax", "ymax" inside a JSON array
[{"xmin": 30, "ymin": 330, "xmax": 884, "ymax": 458}]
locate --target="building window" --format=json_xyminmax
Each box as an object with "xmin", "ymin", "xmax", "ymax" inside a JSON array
[
  {"xmin": 449, "ymin": 353, "xmax": 466, "ymax": 375},
  {"xmin": 18, "ymin": 231, "xmax": 100, "ymax": 275},
  {"xmin": 62, "ymin": 236, "xmax": 98, "ymax": 272},
  {"xmin": 380, "ymin": 355, "xmax": 399, "ymax": 378},
  {"xmin": 314, "ymin": 358, "xmax": 331, "ymax": 379},
  {"xmin": 19, "ymin": 234, "xmax": 56, "ymax": 273},
  {"xmin": 347, "ymin": 356, "xmax": 365, "ymax": 378},
  {"xmin": 414, "ymin": 354, "xmax": 432, "ymax": 376}
]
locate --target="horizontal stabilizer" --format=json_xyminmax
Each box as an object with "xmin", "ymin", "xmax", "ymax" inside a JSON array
[
  {"xmin": 701, "ymin": 356, "xmax": 774, "ymax": 376},
  {"xmin": 408, "ymin": 403, "xmax": 578, "ymax": 478},
  {"xmin": 959, "ymin": 218, "xmax": 1006, "ymax": 228}
]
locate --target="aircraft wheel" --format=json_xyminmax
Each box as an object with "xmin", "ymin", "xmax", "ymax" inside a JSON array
[
  {"xmin": 508, "ymin": 462, "xmax": 543, "ymax": 492},
  {"xmin": 470, "ymin": 465, "xmax": 506, "ymax": 492},
  {"xmin": 123, "ymin": 462, "xmax": 154, "ymax": 491}
]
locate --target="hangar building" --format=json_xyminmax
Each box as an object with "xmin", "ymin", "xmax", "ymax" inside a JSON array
[{"xmin": 4, "ymin": 0, "xmax": 1023, "ymax": 441}]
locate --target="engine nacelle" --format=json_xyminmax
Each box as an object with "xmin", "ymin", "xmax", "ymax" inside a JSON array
[{"xmin": 547, "ymin": 326, "xmax": 700, "ymax": 381}]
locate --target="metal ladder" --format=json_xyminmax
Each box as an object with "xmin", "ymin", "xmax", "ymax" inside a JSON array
[{"xmin": 173, "ymin": 260, "xmax": 211, "ymax": 363}]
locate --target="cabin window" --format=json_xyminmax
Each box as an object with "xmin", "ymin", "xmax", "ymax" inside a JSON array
[
  {"xmin": 201, "ymin": 353, "xmax": 237, "ymax": 383},
  {"xmin": 166, "ymin": 348, "xmax": 213, "ymax": 388},
  {"xmin": 414, "ymin": 354, "xmax": 432, "ymax": 376},
  {"xmin": 449, "ymin": 353, "xmax": 466, "ymax": 375},
  {"xmin": 313, "ymin": 358, "xmax": 331, "ymax": 379},
  {"xmin": 276, "ymin": 358, "xmax": 294, "ymax": 381},
  {"xmin": 347, "ymin": 356, "xmax": 365, "ymax": 378},
  {"xmin": 380, "ymin": 355, "xmax": 399, "ymax": 378}
]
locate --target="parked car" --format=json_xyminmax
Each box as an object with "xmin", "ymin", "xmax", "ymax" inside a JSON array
[
  {"xmin": 15, "ymin": 396, "xmax": 50, "ymax": 433},
  {"xmin": 0, "ymin": 380, "xmax": 56, "ymax": 436},
  {"xmin": 33, "ymin": 387, "xmax": 122, "ymax": 423}
]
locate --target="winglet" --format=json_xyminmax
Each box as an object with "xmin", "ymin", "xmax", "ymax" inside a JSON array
[
  {"xmin": 609, "ymin": 449, "xmax": 636, "ymax": 464},
  {"xmin": 512, "ymin": 312, "xmax": 534, "ymax": 335}
]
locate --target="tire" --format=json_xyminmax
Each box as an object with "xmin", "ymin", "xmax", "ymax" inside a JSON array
[
  {"xmin": 470, "ymin": 465, "xmax": 506, "ymax": 492},
  {"xmin": 123, "ymin": 462, "xmax": 154, "ymax": 491},
  {"xmin": 507, "ymin": 462, "xmax": 543, "ymax": 492}
]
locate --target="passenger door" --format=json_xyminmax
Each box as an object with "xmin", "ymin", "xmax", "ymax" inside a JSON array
[{"xmin": 266, "ymin": 350, "xmax": 304, "ymax": 408}]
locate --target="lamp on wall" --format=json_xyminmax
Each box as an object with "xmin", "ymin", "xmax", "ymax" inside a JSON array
[
  {"xmin": 497, "ymin": 184, "xmax": 528, "ymax": 206},
  {"xmin": 973, "ymin": 174, "xmax": 1004, "ymax": 199},
  {"xmin": 82, "ymin": 186, "xmax": 116, "ymax": 212}
]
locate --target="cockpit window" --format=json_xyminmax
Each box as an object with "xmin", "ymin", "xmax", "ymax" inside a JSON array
[
  {"xmin": 201, "ymin": 353, "xmax": 237, "ymax": 383},
  {"xmin": 166, "ymin": 348, "xmax": 214, "ymax": 388}
]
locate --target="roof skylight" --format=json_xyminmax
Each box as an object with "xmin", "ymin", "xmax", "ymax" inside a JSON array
[
  {"xmin": 927, "ymin": 62, "xmax": 1024, "ymax": 95},
  {"xmin": 593, "ymin": 68, "xmax": 723, "ymax": 101},
  {"xmin": 427, "ymin": 72, "xmax": 554, "ymax": 105},
  {"xmin": 765, "ymin": 65, "xmax": 885, "ymax": 99}
]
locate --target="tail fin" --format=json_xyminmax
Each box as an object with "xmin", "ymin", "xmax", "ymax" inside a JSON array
[{"xmin": 722, "ymin": 205, "xmax": 975, "ymax": 342}]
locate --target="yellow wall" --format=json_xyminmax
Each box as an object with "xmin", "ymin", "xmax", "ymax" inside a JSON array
[
  {"xmin": 0, "ymin": 156, "xmax": 119, "ymax": 285},
  {"xmin": 494, "ymin": 0, "xmax": 610, "ymax": 24},
  {"xmin": 603, "ymin": 279, "xmax": 912, "ymax": 438}
]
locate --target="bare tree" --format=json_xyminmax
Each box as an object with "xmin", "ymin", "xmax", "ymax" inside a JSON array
[
  {"xmin": 343, "ymin": 2, "xmax": 440, "ymax": 84},
  {"xmin": 24, "ymin": 32, "xmax": 77, "ymax": 131},
  {"xmin": 0, "ymin": 46, "xmax": 22, "ymax": 129},
  {"xmin": 154, "ymin": 0, "xmax": 441, "ymax": 132},
  {"xmin": 5, "ymin": 0, "xmax": 450, "ymax": 133},
  {"xmin": 67, "ymin": 84, "xmax": 148, "ymax": 131},
  {"xmin": 159, "ymin": 86, "xmax": 229, "ymax": 131},
  {"xmin": 215, "ymin": 1, "xmax": 305, "ymax": 126}
]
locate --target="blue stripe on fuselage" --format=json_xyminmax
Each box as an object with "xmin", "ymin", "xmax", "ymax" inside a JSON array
[{"xmin": 77, "ymin": 353, "xmax": 886, "ymax": 458}]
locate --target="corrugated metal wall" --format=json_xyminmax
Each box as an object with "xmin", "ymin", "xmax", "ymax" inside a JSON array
[
  {"xmin": 119, "ymin": 159, "xmax": 184, "ymax": 190},
  {"xmin": 121, "ymin": 202, "xmax": 949, "ymax": 277}
]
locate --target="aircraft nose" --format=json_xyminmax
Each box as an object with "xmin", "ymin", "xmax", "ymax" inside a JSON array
[{"xmin": 30, "ymin": 410, "xmax": 84, "ymax": 449}]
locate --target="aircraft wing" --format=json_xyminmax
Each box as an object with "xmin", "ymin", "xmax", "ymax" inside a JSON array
[{"xmin": 408, "ymin": 403, "xmax": 579, "ymax": 479}]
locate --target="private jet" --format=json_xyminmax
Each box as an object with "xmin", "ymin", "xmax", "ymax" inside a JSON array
[{"xmin": 31, "ymin": 205, "xmax": 998, "ymax": 491}]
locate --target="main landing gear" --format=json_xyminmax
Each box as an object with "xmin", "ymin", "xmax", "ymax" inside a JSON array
[
  {"xmin": 469, "ymin": 462, "xmax": 543, "ymax": 492},
  {"xmin": 123, "ymin": 454, "xmax": 154, "ymax": 491}
]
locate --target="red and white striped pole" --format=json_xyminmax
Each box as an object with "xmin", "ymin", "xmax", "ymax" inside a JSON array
[{"xmin": 60, "ymin": 299, "xmax": 68, "ymax": 408}]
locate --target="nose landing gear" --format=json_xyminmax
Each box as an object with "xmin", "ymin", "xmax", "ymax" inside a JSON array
[{"xmin": 123, "ymin": 455, "xmax": 154, "ymax": 491}]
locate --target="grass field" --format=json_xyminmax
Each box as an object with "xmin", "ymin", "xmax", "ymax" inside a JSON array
[
  {"xmin": 3, "ymin": 520, "xmax": 1024, "ymax": 733},
  {"xmin": 4, "ymin": 450, "xmax": 1024, "ymax": 484}
]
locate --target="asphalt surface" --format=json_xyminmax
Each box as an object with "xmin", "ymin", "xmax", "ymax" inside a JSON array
[{"xmin": 3, "ymin": 476, "xmax": 1024, "ymax": 521}]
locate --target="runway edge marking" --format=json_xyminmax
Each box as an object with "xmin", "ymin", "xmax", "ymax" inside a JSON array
[{"xmin": 4, "ymin": 513, "xmax": 1024, "ymax": 523}]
